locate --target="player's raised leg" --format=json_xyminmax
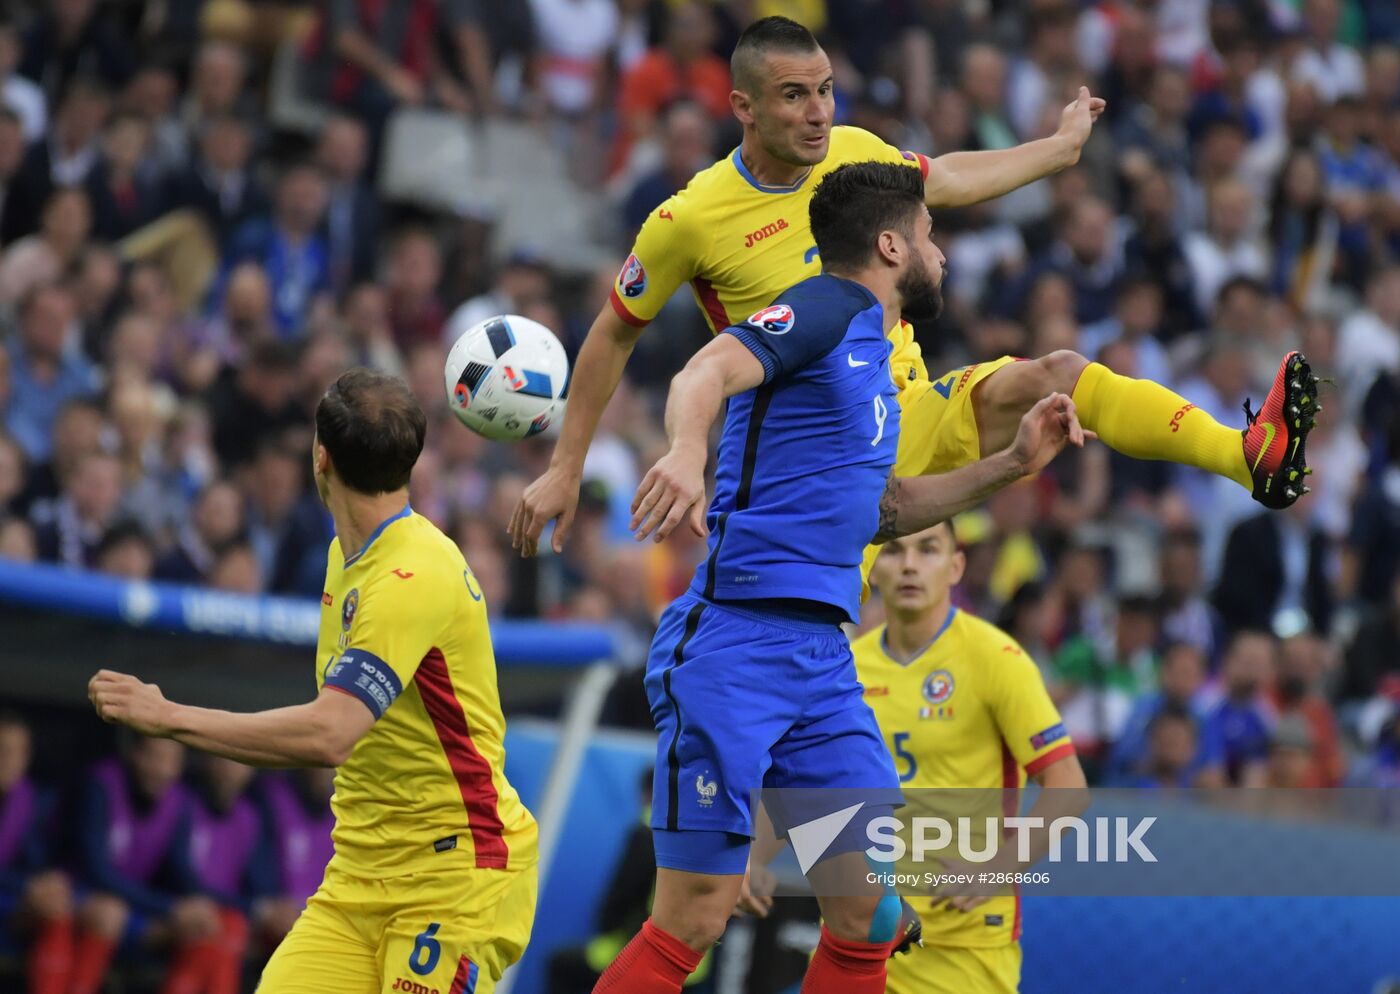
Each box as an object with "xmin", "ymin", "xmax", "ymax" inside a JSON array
[{"xmin": 967, "ymin": 349, "xmax": 1320, "ymax": 507}]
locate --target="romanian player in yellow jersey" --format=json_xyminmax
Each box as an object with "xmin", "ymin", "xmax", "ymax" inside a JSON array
[
  {"xmin": 88, "ymin": 369, "xmax": 537, "ymax": 994},
  {"xmin": 509, "ymin": 16, "xmax": 1321, "ymax": 566},
  {"xmin": 854, "ymin": 519, "xmax": 1085, "ymax": 994}
]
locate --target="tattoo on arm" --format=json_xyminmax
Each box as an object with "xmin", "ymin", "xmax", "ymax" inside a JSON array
[{"xmin": 873, "ymin": 470, "xmax": 899, "ymax": 543}]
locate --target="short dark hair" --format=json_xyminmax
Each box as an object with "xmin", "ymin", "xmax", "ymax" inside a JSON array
[
  {"xmin": 315, "ymin": 369, "xmax": 426, "ymax": 495},
  {"xmin": 1148, "ymin": 702, "xmax": 1196, "ymax": 737},
  {"xmin": 809, "ymin": 161, "xmax": 926, "ymax": 273},
  {"xmin": 731, "ymin": 16, "xmax": 820, "ymax": 90}
]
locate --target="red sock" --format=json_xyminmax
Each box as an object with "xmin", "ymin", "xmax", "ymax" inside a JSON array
[
  {"xmin": 160, "ymin": 939, "xmax": 224, "ymax": 994},
  {"xmin": 799, "ymin": 925, "xmax": 891, "ymax": 994},
  {"xmin": 208, "ymin": 909, "xmax": 250, "ymax": 994},
  {"xmin": 27, "ymin": 917, "xmax": 74, "ymax": 994},
  {"xmin": 68, "ymin": 931, "xmax": 118, "ymax": 994},
  {"xmin": 592, "ymin": 919, "xmax": 705, "ymax": 994}
]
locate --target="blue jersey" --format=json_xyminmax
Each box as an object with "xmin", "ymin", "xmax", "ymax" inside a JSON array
[{"xmin": 689, "ymin": 274, "xmax": 900, "ymax": 623}]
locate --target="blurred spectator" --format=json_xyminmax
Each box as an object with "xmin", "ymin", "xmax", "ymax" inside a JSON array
[
  {"xmin": 530, "ymin": 0, "xmax": 619, "ymax": 119},
  {"xmin": 443, "ymin": 252, "xmax": 551, "ymax": 345},
  {"xmin": 256, "ymin": 769, "xmax": 334, "ymax": 942},
  {"xmin": 339, "ymin": 282, "xmax": 403, "ymax": 375},
  {"xmin": 303, "ymin": 0, "xmax": 438, "ymax": 136},
  {"xmin": 1115, "ymin": 705, "xmax": 1201, "ymax": 789},
  {"xmin": 0, "ymin": 513, "xmax": 35, "ymax": 561},
  {"xmin": 4, "ymin": 284, "xmax": 98, "ymax": 464},
  {"xmin": 1122, "ymin": 166, "xmax": 1202, "ymax": 337},
  {"xmin": 1014, "ymin": 196, "xmax": 1125, "ymax": 325},
  {"xmin": 181, "ymin": 41, "xmax": 254, "ymax": 139},
  {"xmin": 1080, "ymin": 277, "xmax": 1172, "ymax": 384},
  {"xmin": 0, "ymin": 15, "xmax": 46, "ymax": 141},
  {"xmin": 185, "ymin": 757, "xmax": 259, "ymax": 993},
  {"xmin": 244, "ymin": 439, "xmax": 305, "ymax": 588},
  {"xmin": 1340, "ymin": 571, "xmax": 1400, "ymax": 702},
  {"xmin": 316, "ymin": 114, "xmax": 378, "ymax": 293},
  {"xmin": 438, "ymin": 0, "xmax": 534, "ymax": 117},
  {"xmin": 1271, "ymin": 632, "xmax": 1344, "ymax": 787},
  {"xmin": 23, "ymin": 396, "xmax": 103, "ymax": 508},
  {"xmin": 622, "ymin": 101, "xmax": 716, "ymax": 234},
  {"xmin": 1215, "ymin": 499, "xmax": 1336, "ymax": 637},
  {"xmin": 385, "ymin": 226, "xmax": 446, "ymax": 350},
  {"xmin": 0, "ymin": 186, "xmax": 93, "ymax": 306},
  {"xmin": 1052, "ymin": 595, "xmax": 1161, "ymax": 768},
  {"xmin": 611, "ymin": 3, "xmax": 729, "ymax": 176},
  {"xmin": 1116, "ymin": 65, "xmax": 1194, "ymax": 187},
  {"xmin": 210, "ymin": 540, "xmax": 263, "ymax": 593},
  {"xmin": 206, "ymin": 339, "xmax": 306, "ymax": 470},
  {"xmin": 75, "ymin": 735, "xmax": 220, "ymax": 994},
  {"xmin": 0, "ymin": 710, "xmax": 73, "ymax": 994},
  {"xmin": 17, "ymin": 0, "xmax": 133, "ymax": 102},
  {"xmin": 1007, "ymin": 0, "xmax": 1081, "ymax": 140},
  {"xmin": 168, "ymin": 113, "xmax": 268, "ymax": 249},
  {"xmin": 0, "ymin": 77, "xmax": 107, "ymax": 244},
  {"xmin": 124, "ymin": 61, "xmax": 185, "ymax": 177},
  {"xmin": 155, "ymin": 478, "xmax": 245, "ymax": 585},
  {"xmin": 1184, "ymin": 178, "xmax": 1270, "ymax": 318},
  {"xmin": 1157, "ymin": 527, "xmax": 1225, "ymax": 664},
  {"xmin": 1109, "ymin": 642, "xmax": 1226, "ymax": 787},
  {"xmin": 1291, "ymin": 0, "xmax": 1366, "ymax": 102},
  {"xmin": 0, "ymin": 431, "xmax": 23, "ymax": 516},
  {"xmin": 1268, "ymin": 147, "xmax": 1340, "ymax": 312},
  {"xmin": 1265, "ymin": 712, "xmax": 1319, "ymax": 788},
  {"xmin": 1203, "ymin": 630, "xmax": 1277, "ymax": 787},
  {"xmin": 0, "ymin": 107, "xmax": 24, "ymax": 234},
  {"xmin": 1336, "ymin": 265, "xmax": 1400, "ymax": 414},
  {"xmin": 225, "ymin": 164, "xmax": 330, "ymax": 337},
  {"xmin": 85, "ymin": 110, "xmax": 162, "ymax": 241},
  {"xmin": 179, "ymin": 262, "xmax": 277, "ymax": 395},
  {"xmin": 93, "ymin": 521, "xmax": 156, "ymax": 580}
]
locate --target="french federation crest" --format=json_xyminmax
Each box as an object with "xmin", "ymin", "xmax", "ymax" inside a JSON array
[
  {"xmin": 922, "ymin": 669, "xmax": 955, "ymax": 705},
  {"xmin": 747, "ymin": 304, "xmax": 794, "ymax": 335}
]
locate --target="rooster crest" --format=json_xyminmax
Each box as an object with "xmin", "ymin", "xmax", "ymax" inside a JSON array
[{"xmin": 695, "ymin": 774, "xmax": 717, "ymax": 806}]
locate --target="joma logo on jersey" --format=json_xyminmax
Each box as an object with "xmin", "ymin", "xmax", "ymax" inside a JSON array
[
  {"xmin": 1169, "ymin": 403, "xmax": 1195, "ymax": 432},
  {"xmin": 391, "ymin": 979, "xmax": 438, "ymax": 994},
  {"xmin": 744, "ymin": 217, "xmax": 789, "ymax": 248}
]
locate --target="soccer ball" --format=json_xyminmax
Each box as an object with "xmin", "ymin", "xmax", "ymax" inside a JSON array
[{"xmin": 444, "ymin": 314, "xmax": 569, "ymax": 441}]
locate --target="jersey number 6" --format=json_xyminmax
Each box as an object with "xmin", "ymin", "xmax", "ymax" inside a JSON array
[{"xmin": 409, "ymin": 922, "xmax": 443, "ymax": 975}]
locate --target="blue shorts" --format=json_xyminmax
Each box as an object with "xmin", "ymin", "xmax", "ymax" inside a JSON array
[{"xmin": 645, "ymin": 594, "xmax": 902, "ymax": 871}]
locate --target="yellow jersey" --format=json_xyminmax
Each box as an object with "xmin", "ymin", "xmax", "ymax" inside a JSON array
[
  {"xmin": 610, "ymin": 126, "xmax": 932, "ymax": 388},
  {"xmin": 852, "ymin": 607, "xmax": 1073, "ymax": 947},
  {"xmin": 316, "ymin": 506, "xmax": 537, "ymax": 879}
]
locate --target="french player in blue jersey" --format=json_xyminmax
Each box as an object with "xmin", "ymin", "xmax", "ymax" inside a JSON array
[{"xmin": 592, "ymin": 161, "xmax": 1090, "ymax": 994}]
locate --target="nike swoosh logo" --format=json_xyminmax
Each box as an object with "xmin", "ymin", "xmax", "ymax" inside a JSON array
[
  {"xmin": 1250, "ymin": 421, "xmax": 1277, "ymax": 475},
  {"xmin": 847, "ymin": 353, "xmax": 869, "ymax": 367},
  {"xmin": 1288, "ymin": 437, "xmax": 1300, "ymax": 464}
]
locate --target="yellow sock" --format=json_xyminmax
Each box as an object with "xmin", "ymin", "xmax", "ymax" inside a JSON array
[{"xmin": 1071, "ymin": 362, "xmax": 1253, "ymax": 490}]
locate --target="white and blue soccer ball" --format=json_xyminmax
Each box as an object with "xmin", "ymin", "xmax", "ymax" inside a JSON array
[{"xmin": 444, "ymin": 314, "xmax": 569, "ymax": 441}]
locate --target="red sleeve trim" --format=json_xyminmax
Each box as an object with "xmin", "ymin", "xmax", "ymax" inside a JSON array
[
  {"xmin": 609, "ymin": 288, "xmax": 650, "ymax": 328},
  {"xmin": 903, "ymin": 150, "xmax": 931, "ymax": 181},
  {"xmin": 1024, "ymin": 742, "xmax": 1077, "ymax": 777}
]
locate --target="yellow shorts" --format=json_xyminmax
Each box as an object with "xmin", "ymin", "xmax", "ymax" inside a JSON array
[
  {"xmin": 256, "ymin": 858, "xmax": 537, "ymax": 994},
  {"xmin": 885, "ymin": 940, "xmax": 1023, "ymax": 994},
  {"xmin": 860, "ymin": 355, "xmax": 1019, "ymax": 595}
]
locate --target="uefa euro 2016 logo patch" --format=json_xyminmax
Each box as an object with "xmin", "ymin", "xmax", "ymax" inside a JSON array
[
  {"xmin": 619, "ymin": 254, "xmax": 647, "ymax": 298},
  {"xmin": 922, "ymin": 670, "xmax": 954, "ymax": 705},
  {"xmin": 747, "ymin": 303, "xmax": 795, "ymax": 335}
]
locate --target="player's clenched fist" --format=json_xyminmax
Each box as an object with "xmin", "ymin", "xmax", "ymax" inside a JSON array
[
  {"xmin": 508, "ymin": 466, "xmax": 580, "ymax": 558},
  {"xmin": 88, "ymin": 669, "xmax": 172, "ymax": 737},
  {"xmin": 631, "ymin": 444, "xmax": 710, "ymax": 543}
]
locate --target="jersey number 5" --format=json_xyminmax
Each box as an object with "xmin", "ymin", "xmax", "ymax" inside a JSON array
[{"xmin": 892, "ymin": 732, "xmax": 917, "ymax": 783}]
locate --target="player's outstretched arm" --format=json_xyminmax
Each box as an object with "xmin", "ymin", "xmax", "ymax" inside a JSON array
[
  {"xmin": 631, "ymin": 335, "xmax": 766, "ymax": 543},
  {"xmin": 88, "ymin": 670, "xmax": 373, "ymax": 768},
  {"xmin": 922, "ymin": 87, "xmax": 1106, "ymax": 208},
  {"xmin": 509, "ymin": 305, "xmax": 645, "ymax": 557},
  {"xmin": 875, "ymin": 393, "xmax": 1093, "ymax": 541}
]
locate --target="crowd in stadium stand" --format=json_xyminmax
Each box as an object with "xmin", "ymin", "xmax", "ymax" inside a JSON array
[{"xmin": 0, "ymin": 0, "xmax": 1399, "ymax": 982}]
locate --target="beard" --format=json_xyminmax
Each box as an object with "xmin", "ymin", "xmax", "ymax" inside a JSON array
[{"xmin": 897, "ymin": 258, "xmax": 944, "ymax": 322}]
